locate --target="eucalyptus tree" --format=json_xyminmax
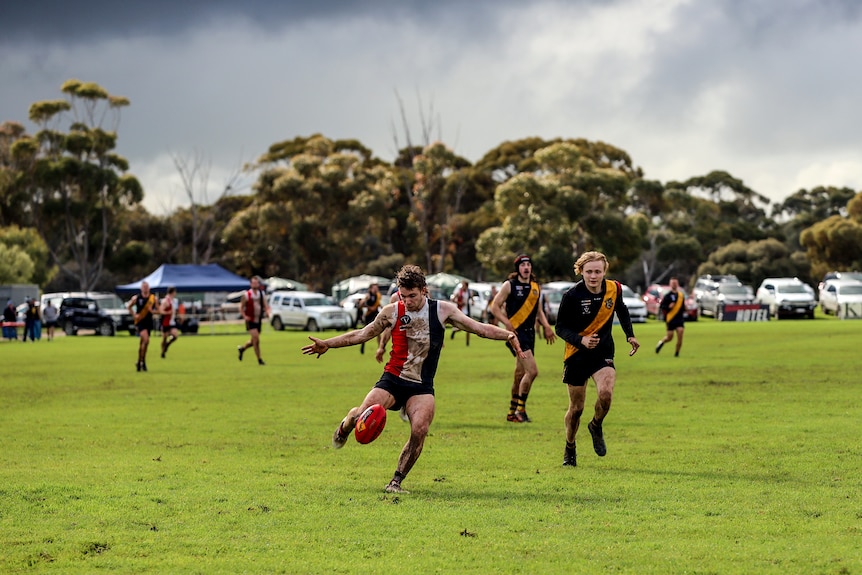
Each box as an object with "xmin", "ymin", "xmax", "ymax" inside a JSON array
[
  {"xmin": 772, "ymin": 186, "xmax": 857, "ymax": 250},
  {"xmin": 0, "ymin": 225, "xmax": 55, "ymax": 286},
  {"xmin": 7, "ymin": 80, "xmax": 142, "ymax": 290},
  {"xmin": 396, "ymin": 141, "xmax": 475, "ymax": 273},
  {"xmin": 695, "ymin": 238, "xmax": 808, "ymax": 288},
  {"xmin": 475, "ymin": 140, "xmax": 643, "ymax": 279},
  {"xmin": 0, "ymin": 121, "xmax": 30, "ymax": 227},
  {"xmin": 221, "ymin": 135, "xmax": 396, "ymax": 289},
  {"xmin": 800, "ymin": 192, "xmax": 862, "ymax": 279}
]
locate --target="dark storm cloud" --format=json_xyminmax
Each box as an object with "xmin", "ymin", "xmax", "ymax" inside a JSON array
[
  {"xmin": 2, "ymin": 0, "xmax": 861, "ymax": 211},
  {"xmin": 1, "ymin": 0, "xmax": 531, "ymax": 45}
]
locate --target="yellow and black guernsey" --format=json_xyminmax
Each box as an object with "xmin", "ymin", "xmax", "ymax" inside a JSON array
[
  {"xmin": 505, "ymin": 278, "xmax": 541, "ymax": 333},
  {"xmin": 660, "ymin": 288, "xmax": 685, "ymax": 329},
  {"xmin": 555, "ymin": 280, "xmax": 636, "ymax": 362}
]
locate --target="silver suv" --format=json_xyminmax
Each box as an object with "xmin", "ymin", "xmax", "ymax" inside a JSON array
[
  {"xmin": 755, "ymin": 278, "xmax": 816, "ymax": 319},
  {"xmin": 268, "ymin": 291, "xmax": 352, "ymax": 332},
  {"xmin": 692, "ymin": 274, "xmax": 739, "ymax": 307},
  {"xmin": 698, "ymin": 282, "xmax": 755, "ymax": 318}
]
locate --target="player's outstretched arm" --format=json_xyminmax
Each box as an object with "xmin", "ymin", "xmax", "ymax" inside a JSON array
[
  {"xmin": 441, "ymin": 301, "xmax": 526, "ymax": 358},
  {"xmin": 301, "ymin": 304, "xmax": 394, "ymax": 358}
]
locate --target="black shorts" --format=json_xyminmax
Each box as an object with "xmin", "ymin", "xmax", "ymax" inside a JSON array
[
  {"xmin": 45, "ymin": 321, "xmax": 58, "ymax": 328},
  {"xmin": 136, "ymin": 317, "xmax": 154, "ymax": 334},
  {"xmin": 563, "ymin": 355, "xmax": 615, "ymax": 387},
  {"xmin": 506, "ymin": 328, "xmax": 536, "ymax": 357},
  {"xmin": 665, "ymin": 315, "xmax": 685, "ymax": 330},
  {"xmin": 374, "ymin": 372, "xmax": 434, "ymax": 411},
  {"xmin": 245, "ymin": 321, "xmax": 262, "ymax": 332}
]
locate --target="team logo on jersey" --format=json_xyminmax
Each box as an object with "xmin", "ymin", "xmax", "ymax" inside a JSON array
[
  {"xmin": 605, "ymin": 298, "xmax": 614, "ymax": 309},
  {"xmin": 399, "ymin": 314, "xmax": 412, "ymax": 329},
  {"xmin": 580, "ymin": 300, "xmax": 592, "ymax": 314}
]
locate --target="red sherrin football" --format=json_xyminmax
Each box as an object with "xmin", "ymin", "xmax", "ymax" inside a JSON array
[{"xmin": 354, "ymin": 404, "xmax": 387, "ymax": 444}]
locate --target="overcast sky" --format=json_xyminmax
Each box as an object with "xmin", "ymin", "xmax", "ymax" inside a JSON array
[{"xmin": 3, "ymin": 0, "xmax": 861, "ymax": 214}]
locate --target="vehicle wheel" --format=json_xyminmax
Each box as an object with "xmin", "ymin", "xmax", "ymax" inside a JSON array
[
  {"xmin": 98, "ymin": 321, "xmax": 115, "ymax": 336},
  {"xmin": 306, "ymin": 318, "xmax": 319, "ymax": 332},
  {"xmin": 808, "ymin": 309, "xmax": 816, "ymax": 319},
  {"xmin": 63, "ymin": 320, "xmax": 77, "ymax": 336},
  {"xmin": 271, "ymin": 316, "xmax": 284, "ymax": 331}
]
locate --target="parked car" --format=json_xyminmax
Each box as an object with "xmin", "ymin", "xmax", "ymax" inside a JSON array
[
  {"xmin": 339, "ymin": 292, "xmax": 367, "ymax": 326},
  {"xmin": 58, "ymin": 296, "xmax": 119, "ymax": 336},
  {"xmin": 90, "ymin": 293, "xmax": 136, "ymax": 334},
  {"xmin": 542, "ymin": 288, "xmax": 563, "ymax": 324},
  {"xmin": 697, "ymin": 282, "xmax": 756, "ymax": 318},
  {"xmin": 643, "ymin": 284, "xmax": 699, "ymax": 321},
  {"xmin": 219, "ymin": 290, "xmax": 245, "ymax": 320},
  {"xmin": 543, "ymin": 281, "xmax": 576, "ymax": 293},
  {"xmin": 620, "ymin": 284, "xmax": 647, "ymax": 323},
  {"xmin": 449, "ymin": 282, "xmax": 497, "ymax": 321},
  {"xmin": 15, "ymin": 302, "xmax": 29, "ymax": 323},
  {"xmin": 755, "ymin": 278, "xmax": 816, "ymax": 319},
  {"xmin": 819, "ymin": 279, "xmax": 862, "ymax": 317},
  {"xmin": 692, "ymin": 274, "xmax": 740, "ymax": 305},
  {"xmin": 268, "ymin": 290, "xmax": 352, "ymax": 332},
  {"xmin": 818, "ymin": 271, "xmax": 862, "ymax": 299},
  {"xmin": 42, "ymin": 291, "xmax": 136, "ymax": 334}
]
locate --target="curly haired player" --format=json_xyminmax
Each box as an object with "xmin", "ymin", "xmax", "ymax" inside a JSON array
[{"xmin": 302, "ymin": 264, "xmax": 525, "ymax": 494}]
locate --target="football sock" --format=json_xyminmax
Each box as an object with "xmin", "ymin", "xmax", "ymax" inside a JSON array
[
  {"xmin": 566, "ymin": 441, "xmax": 576, "ymax": 450},
  {"xmin": 516, "ymin": 397, "xmax": 526, "ymax": 413},
  {"xmin": 508, "ymin": 395, "xmax": 519, "ymax": 416},
  {"xmin": 392, "ymin": 470, "xmax": 406, "ymax": 484}
]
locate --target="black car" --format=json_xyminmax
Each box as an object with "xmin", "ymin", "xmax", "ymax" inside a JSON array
[{"xmin": 58, "ymin": 297, "xmax": 119, "ymax": 336}]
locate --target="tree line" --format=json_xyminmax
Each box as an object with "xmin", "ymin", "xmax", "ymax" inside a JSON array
[{"xmin": 2, "ymin": 80, "xmax": 861, "ymax": 295}]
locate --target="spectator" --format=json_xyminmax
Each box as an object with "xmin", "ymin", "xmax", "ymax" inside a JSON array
[
  {"xmin": 42, "ymin": 300, "xmax": 58, "ymax": 341},
  {"xmin": 3, "ymin": 300, "xmax": 17, "ymax": 341},
  {"xmin": 23, "ymin": 298, "xmax": 38, "ymax": 342}
]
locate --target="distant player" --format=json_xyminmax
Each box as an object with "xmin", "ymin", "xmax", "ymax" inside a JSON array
[
  {"xmin": 237, "ymin": 275, "xmax": 269, "ymax": 366},
  {"xmin": 159, "ymin": 286, "xmax": 180, "ymax": 358},
  {"xmin": 359, "ymin": 283, "xmax": 382, "ymax": 354},
  {"xmin": 127, "ymin": 281, "xmax": 158, "ymax": 372},
  {"xmin": 656, "ymin": 277, "xmax": 685, "ymax": 357}
]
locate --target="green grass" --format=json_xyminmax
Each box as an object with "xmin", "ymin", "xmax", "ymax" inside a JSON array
[{"xmin": 1, "ymin": 315, "xmax": 860, "ymax": 574}]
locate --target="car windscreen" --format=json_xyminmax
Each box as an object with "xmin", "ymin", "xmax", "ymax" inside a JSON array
[
  {"xmin": 544, "ymin": 290, "xmax": 563, "ymax": 303},
  {"xmin": 839, "ymin": 285, "xmax": 862, "ymax": 295},
  {"xmin": 301, "ymin": 297, "xmax": 330, "ymax": 307},
  {"xmin": 719, "ymin": 285, "xmax": 749, "ymax": 295},
  {"xmin": 621, "ymin": 286, "xmax": 636, "ymax": 299},
  {"xmin": 92, "ymin": 294, "xmax": 124, "ymax": 308},
  {"xmin": 777, "ymin": 284, "xmax": 806, "ymax": 294}
]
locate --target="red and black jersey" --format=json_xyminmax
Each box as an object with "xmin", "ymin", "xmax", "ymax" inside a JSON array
[{"xmin": 384, "ymin": 298, "xmax": 445, "ymax": 386}]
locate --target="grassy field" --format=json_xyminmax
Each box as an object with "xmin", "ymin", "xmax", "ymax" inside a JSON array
[{"xmin": 1, "ymin": 315, "xmax": 860, "ymax": 574}]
